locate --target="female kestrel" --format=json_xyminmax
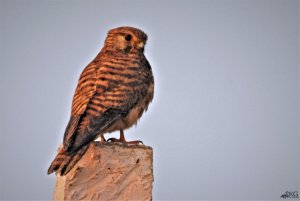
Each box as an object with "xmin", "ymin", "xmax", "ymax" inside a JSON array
[{"xmin": 48, "ymin": 26, "xmax": 154, "ymax": 176}]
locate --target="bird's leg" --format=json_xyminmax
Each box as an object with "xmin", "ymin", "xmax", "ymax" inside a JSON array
[
  {"xmin": 100, "ymin": 135, "xmax": 106, "ymax": 142},
  {"xmin": 107, "ymin": 129, "xmax": 143, "ymax": 144},
  {"xmin": 119, "ymin": 129, "xmax": 126, "ymax": 142}
]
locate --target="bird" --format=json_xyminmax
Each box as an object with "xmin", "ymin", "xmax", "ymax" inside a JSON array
[{"xmin": 47, "ymin": 26, "xmax": 154, "ymax": 176}]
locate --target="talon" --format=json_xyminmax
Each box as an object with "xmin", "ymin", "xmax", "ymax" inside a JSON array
[
  {"xmin": 107, "ymin": 138, "xmax": 119, "ymax": 142},
  {"xmin": 126, "ymin": 140, "xmax": 143, "ymax": 145},
  {"xmin": 106, "ymin": 130, "xmax": 144, "ymax": 145}
]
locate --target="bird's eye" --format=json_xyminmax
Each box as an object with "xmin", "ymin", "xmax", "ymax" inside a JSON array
[{"xmin": 124, "ymin": 34, "xmax": 132, "ymax": 41}]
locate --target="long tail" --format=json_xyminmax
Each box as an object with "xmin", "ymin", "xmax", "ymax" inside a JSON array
[{"xmin": 47, "ymin": 145, "xmax": 89, "ymax": 176}]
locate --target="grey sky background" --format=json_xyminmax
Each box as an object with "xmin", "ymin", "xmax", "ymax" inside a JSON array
[{"xmin": 0, "ymin": 0, "xmax": 299, "ymax": 200}]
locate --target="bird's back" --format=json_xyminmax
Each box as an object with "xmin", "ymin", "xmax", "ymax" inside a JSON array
[{"xmin": 65, "ymin": 48, "xmax": 154, "ymax": 152}]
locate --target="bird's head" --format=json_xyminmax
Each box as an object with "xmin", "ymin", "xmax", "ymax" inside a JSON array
[{"xmin": 104, "ymin": 26, "xmax": 148, "ymax": 53}]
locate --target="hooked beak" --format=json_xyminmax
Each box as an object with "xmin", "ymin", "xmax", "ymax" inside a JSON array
[{"xmin": 137, "ymin": 41, "xmax": 145, "ymax": 48}]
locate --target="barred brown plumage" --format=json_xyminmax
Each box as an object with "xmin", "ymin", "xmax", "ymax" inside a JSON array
[{"xmin": 48, "ymin": 26, "xmax": 154, "ymax": 176}]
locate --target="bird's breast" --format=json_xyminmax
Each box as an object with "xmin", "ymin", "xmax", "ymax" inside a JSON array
[
  {"xmin": 123, "ymin": 81, "xmax": 154, "ymax": 127},
  {"xmin": 107, "ymin": 81, "xmax": 154, "ymax": 132}
]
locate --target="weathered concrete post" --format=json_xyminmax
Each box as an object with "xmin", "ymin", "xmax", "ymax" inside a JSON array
[{"xmin": 54, "ymin": 142, "xmax": 153, "ymax": 201}]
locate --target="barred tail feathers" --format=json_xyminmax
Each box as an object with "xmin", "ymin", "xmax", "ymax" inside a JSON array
[{"xmin": 47, "ymin": 145, "xmax": 89, "ymax": 176}]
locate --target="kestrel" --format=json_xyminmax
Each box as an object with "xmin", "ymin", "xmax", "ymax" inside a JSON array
[{"xmin": 48, "ymin": 26, "xmax": 154, "ymax": 176}]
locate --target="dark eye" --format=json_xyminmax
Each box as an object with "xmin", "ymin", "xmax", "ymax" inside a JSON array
[{"xmin": 124, "ymin": 34, "xmax": 132, "ymax": 41}]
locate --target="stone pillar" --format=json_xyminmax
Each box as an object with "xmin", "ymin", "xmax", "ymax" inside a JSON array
[{"xmin": 54, "ymin": 142, "xmax": 153, "ymax": 201}]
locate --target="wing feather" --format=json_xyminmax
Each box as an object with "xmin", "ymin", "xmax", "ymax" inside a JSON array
[
  {"xmin": 63, "ymin": 62, "xmax": 100, "ymax": 149},
  {"xmin": 67, "ymin": 108, "xmax": 128, "ymax": 153},
  {"xmin": 62, "ymin": 60, "xmax": 138, "ymax": 152}
]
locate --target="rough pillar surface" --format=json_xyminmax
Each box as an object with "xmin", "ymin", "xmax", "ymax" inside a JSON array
[{"xmin": 54, "ymin": 142, "xmax": 153, "ymax": 201}]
